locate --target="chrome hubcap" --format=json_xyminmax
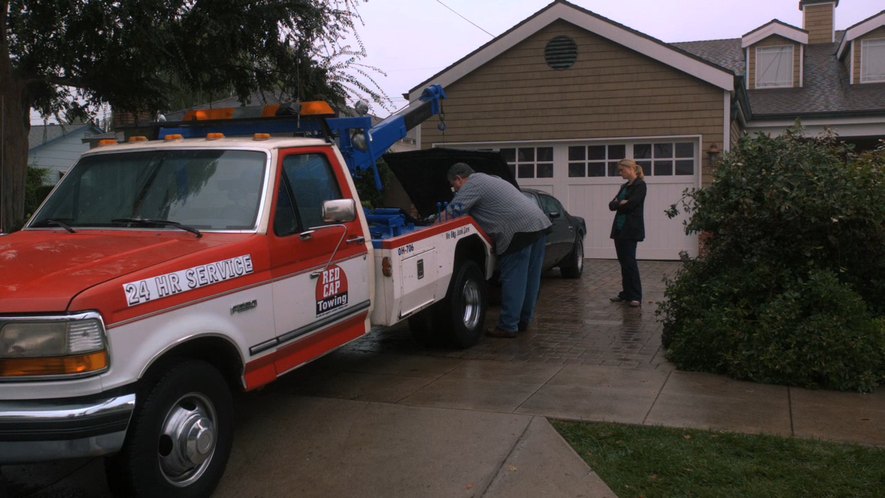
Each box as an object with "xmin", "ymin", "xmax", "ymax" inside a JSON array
[
  {"xmin": 461, "ymin": 279, "xmax": 481, "ymax": 329},
  {"xmin": 158, "ymin": 393, "xmax": 217, "ymax": 487}
]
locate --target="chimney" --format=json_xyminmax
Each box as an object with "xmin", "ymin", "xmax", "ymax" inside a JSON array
[{"xmin": 800, "ymin": 0, "xmax": 838, "ymax": 44}]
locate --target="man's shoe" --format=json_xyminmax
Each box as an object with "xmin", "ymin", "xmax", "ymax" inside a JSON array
[
  {"xmin": 610, "ymin": 296, "xmax": 626, "ymax": 302},
  {"xmin": 628, "ymin": 300, "xmax": 641, "ymax": 307},
  {"xmin": 486, "ymin": 327, "xmax": 517, "ymax": 338}
]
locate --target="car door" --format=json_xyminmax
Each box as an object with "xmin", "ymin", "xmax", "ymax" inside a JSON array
[
  {"xmin": 537, "ymin": 192, "xmax": 574, "ymax": 267},
  {"xmin": 267, "ymin": 147, "xmax": 371, "ymax": 376}
]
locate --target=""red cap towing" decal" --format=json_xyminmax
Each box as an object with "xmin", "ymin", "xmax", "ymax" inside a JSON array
[{"xmin": 316, "ymin": 265, "xmax": 349, "ymax": 316}]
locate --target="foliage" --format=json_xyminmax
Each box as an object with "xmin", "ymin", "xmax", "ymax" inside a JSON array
[
  {"xmin": 24, "ymin": 166, "xmax": 51, "ymax": 218},
  {"xmin": 661, "ymin": 129, "xmax": 885, "ymax": 392},
  {"xmin": 8, "ymin": 0, "xmax": 386, "ymax": 115},
  {"xmin": 2, "ymin": 0, "xmax": 390, "ymax": 230},
  {"xmin": 3, "ymin": 166, "xmax": 53, "ymax": 232},
  {"xmin": 553, "ymin": 420, "xmax": 885, "ymax": 498},
  {"xmin": 351, "ymin": 161, "xmax": 396, "ymax": 210}
]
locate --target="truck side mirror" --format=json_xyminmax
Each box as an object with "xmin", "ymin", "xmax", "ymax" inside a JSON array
[{"xmin": 322, "ymin": 199, "xmax": 357, "ymax": 223}]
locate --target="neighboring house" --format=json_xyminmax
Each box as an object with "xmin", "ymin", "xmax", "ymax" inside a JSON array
[
  {"xmin": 407, "ymin": 0, "xmax": 885, "ymax": 260},
  {"xmin": 28, "ymin": 123, "xmax": 105, "ymax": 185}
]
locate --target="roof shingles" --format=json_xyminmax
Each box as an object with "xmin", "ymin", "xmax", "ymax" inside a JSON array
[{"xmin": 675, "ymin": 35, "xmax": 885, "ymax": 118}]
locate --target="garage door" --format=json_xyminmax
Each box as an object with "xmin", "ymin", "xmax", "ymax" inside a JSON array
[{"xmin": 494, "ymin": 140, "xmax": 700, "ymax": 260}]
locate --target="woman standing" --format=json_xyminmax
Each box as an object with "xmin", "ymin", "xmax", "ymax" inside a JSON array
[{"xmin": 609, "ymin": 159, "xmax": 646, "ymax": 307}]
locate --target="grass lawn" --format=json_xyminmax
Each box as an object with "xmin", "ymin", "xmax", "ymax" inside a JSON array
[{"xmin": 552, "ymin": 420, "xmax": 885, "ymax": 497}]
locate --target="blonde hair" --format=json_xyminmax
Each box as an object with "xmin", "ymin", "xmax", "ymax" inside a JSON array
[{"xmin": 618, "ymin": 159, "xmax": 644, "ymax": 180}]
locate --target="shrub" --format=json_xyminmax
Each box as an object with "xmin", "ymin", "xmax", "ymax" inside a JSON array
[
  {"xmin": 25, "ymin": 166, "xmax": 53, "ymax": 218},
  {"xmin": 661, "ymin": 129, "xmax": 885, "ymax": 392}
]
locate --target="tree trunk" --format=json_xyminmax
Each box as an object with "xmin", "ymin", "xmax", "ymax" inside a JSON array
[{"xmin": 1, "ymin": 1, "xmax": 30, "ymax": 232}]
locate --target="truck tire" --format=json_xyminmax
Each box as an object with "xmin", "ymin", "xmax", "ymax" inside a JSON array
[
  {"xmin": 440, "ymin": 260, "xmax": 487, "ymax": 348},
  {"xmin": 105, "ymin": 360, "xmax": 234, "ymax": 498},
  {"xmin": 560, "ymin": 237, "xmax": 584, "ymax": 279}
]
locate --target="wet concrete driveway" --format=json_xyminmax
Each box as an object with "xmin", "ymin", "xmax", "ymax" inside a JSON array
[{"xmin": 3, "ymin": 260, "xmax": 884, "ymax": 497}]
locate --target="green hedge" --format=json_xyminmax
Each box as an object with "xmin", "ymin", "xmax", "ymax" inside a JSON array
[{"xmin": 660, "ymin": 130, "xmax": 885, "ymax": 392}]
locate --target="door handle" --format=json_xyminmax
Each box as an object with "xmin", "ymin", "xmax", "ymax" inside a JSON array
[{"xmin": 346, "ymin": 236, "xmax": 366, "ymax": 245}]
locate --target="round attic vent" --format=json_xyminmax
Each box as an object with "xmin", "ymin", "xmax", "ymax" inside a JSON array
[{"xmin": 545, "ymin": 36, "xmax": 577, "ymax": 70}]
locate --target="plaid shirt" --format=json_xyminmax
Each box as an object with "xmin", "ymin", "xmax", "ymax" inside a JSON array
[{"xmin": 449, "ymin": 173, "xmax": 551, "ymax": 255}]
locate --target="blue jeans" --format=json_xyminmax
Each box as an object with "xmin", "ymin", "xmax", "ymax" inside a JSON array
[
  {"xmin": 497, "ymin": 235, "xmax": 547, "ymax": 332},
  {"xmin": 614, "ymin": 238, "xmax": 642, "ymax": 301}
]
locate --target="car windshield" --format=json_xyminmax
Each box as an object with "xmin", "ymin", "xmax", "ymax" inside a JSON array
[{"xmin": 30, "ymin": 149, "xmax": 267, "ymax": 231}]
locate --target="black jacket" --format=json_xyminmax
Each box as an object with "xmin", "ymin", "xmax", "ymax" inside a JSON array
[{"xmin": 609, "ymin": 179, "xmax": 646, "ymax": 241}]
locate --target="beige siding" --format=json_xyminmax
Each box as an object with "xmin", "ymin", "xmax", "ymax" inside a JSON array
[
  {"xmin": 803, "ymin": 3, "xmax": 834, "ymax": 44},
  {"xmin": 854, "ymin": 39, "xmax": 861, "ymax": 83},
  {"xmin": 730, "ymin": 118, "xmax": 743, "ymax": 150},
  {"xmin": 421, "ymin": 21, "xmax": 725, "ymax": 182},
  {"xmin": 747, "ymin": 35, "xmax": 801, "ymax": 89}
]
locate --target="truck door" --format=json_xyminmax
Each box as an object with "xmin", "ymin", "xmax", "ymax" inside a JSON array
[{"xmin": 267, "ymin": 148, "xmax": 371, "ymax": 376}]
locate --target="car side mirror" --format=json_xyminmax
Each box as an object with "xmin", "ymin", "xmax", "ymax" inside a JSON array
[{"xmin": 323, "ymin": 199, "xmax": 357, "ymax": 223}]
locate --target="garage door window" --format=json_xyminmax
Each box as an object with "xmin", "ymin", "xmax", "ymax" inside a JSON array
[
  {"xmin": 501, "ymin": 146, "xmax": 553, "ymax": 178},
  {"xmin": 634, "ymin": 142, "xmax": 694, "ymax": 176},
  {"xmin": 568, "ymin": 144, "xmax": 626, "ymax": 177}
]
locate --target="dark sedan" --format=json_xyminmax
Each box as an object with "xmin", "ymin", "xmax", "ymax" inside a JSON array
[{"xmin": 523, "ymin": 189, "xmax": 586, "ymax": 278}]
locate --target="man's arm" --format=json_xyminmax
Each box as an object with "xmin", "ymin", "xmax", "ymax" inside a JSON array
[{"xmin": 448, "ymin": 181, "xmax": 481, "ymax": 215}]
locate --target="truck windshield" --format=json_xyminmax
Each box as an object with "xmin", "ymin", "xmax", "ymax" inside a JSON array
[{"xmin": 30, "ymin": 149, "xmax": 267, "ymax": 231}]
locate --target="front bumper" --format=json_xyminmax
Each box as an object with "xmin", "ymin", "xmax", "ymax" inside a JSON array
[{"xmin": 0, "ymin": 393, "xmax": 135, "ymax": 463}]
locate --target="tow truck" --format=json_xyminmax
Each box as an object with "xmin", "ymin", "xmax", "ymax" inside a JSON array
[{"xmin": 0, "ymin": 85, "xmax": 495, "ymax": 496}]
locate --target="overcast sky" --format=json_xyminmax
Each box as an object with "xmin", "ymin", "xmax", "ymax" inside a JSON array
[
  {"xmin": 31, "ymin": 0, "xmax": 878, "ymax": 125},
  {"xmin": 352, "ymin": 0, "xmax": 878, "ymax": 112}
]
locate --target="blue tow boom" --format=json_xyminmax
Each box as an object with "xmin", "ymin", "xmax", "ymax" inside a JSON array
[{"xmin": 156, "ymin": 85, "xmax": 447, "ymax": 191}]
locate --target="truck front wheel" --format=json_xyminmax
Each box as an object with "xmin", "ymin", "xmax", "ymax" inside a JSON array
[{"xmin": 106, "ymin": 360, "xmax": 234, "ymax": 497}]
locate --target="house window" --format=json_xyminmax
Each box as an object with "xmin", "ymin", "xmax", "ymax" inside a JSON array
[
  {"xmin": 756, "ymin": 45, "xmax": 793, "ymax": 88},
  {"xmin": 861, "ymin": 39, "xmax": 885, "ymax": 83},
  {"xmin": 634, "ymin": 142, "xmax": 695, "ymax": 176},
  {"xmin": 500, "ymin": 147, "xmax": 553, "ymax": 179},
  {"xmin": 567, "ymin": 144, "xmax": 625, "ymax": 177}
]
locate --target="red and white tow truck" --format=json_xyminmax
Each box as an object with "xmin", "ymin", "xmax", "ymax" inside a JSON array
[{"xmin": 0, "ymin": 86, "xmax": 495, "ymax": 496}]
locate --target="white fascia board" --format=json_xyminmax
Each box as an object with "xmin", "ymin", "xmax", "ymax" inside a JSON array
[
  {"xmin": 837, "ymin": 11, "xmax": 885, "ymax": 59},
  {"xmin": 409, "ymin": 3, "xmax": 734, "ymax": 99},
  {"xmin": 799, "ymin": 45, "xmax": 805, "ymax": 87},
  {"xmin": 745, "ymin": 116, "xmax": 885, "ymax": 137},
  {"xmin": 741, "ymin": 22, "xmax": 808, "ymax": 48},
  {"xmin": 723, "ymin": 91, "xmax": 732, "ymax": 152}
]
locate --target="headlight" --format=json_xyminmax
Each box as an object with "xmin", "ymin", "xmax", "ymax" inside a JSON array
[{"xmin": 0, "ymin": 312, "xmax": 109, "ymax": 379}]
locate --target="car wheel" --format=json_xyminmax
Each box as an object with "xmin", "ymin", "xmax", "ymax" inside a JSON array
[
  {"xmin": 560, "ymin": 236, "xmax": 584, "ymax": 279},
  {"xmin": 105, "ymin": 360, "xmax": 234, "ymax": 498}
]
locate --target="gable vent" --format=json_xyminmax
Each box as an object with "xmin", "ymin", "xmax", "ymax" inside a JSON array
[{"xmin": 545, "ymin": 36, "xmax": 578, "ymax": 70}]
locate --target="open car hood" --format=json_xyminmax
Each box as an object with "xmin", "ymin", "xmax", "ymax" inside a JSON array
[{"xmin": 383, "ymin": 148, "xmax": 519, "ymax": 218}]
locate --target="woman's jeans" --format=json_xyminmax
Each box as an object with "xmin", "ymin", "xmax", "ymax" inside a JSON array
[
  {"xmin": 497, "ymin": 235, "xmax": 547, "ymax": 332},
  {"xmin": 614, "ymin": 238, "xmax": 642, "ymax": 301}
]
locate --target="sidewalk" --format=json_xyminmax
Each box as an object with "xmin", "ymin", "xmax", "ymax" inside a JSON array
[
  {"xmin": 2, "ymin": 260, "xmax": 882, "ymax": 497},
  {"xmin": 333, "ymin": 259, "xmax": 884, "ymax": 447}
]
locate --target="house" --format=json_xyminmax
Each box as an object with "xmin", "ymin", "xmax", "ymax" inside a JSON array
[
  {"xmin": 407, "ymin": 0, "xmax": 885, "ymax": 260},
  {"xmin": 28, "ymin": 123, "xmax": 105, "ymax": 185}
]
